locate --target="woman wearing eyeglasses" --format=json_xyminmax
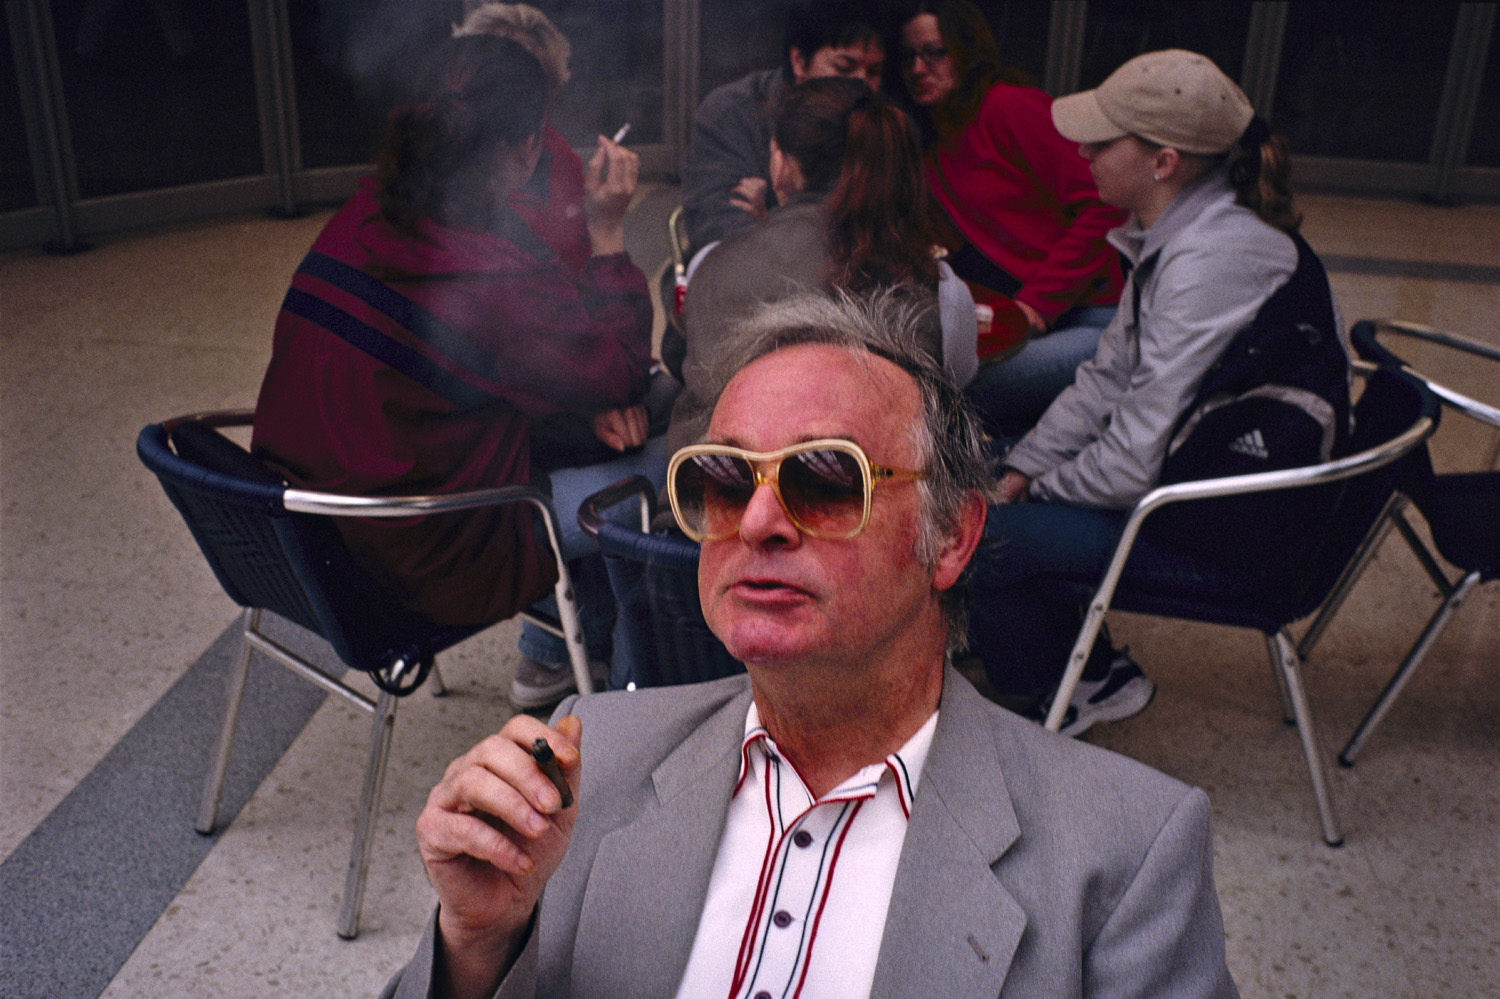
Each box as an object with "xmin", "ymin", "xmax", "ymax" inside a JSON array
[
  {"xmin": 891, "ymin": 0, "xmax": 1125, "ymax": 439},
  {"xmin": 665, "ymin": 75, "xmax": 978, "ymax": 455}
]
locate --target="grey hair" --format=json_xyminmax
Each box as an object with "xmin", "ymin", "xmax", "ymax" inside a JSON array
[
  {"xmin": 709, "ymin": 288, "xmax": 992, "ymax": 658},
  {"xmin": 454, "ymin": 3, "xmax": 571, "ymax": 90}
]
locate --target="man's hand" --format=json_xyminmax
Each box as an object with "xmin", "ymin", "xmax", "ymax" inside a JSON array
[
  {"xmin": 728, "ymin": 176, "xmax": 769, "ymax": 223},
  {"xmin": 995, "ymin": 469, "xmax": 1031, "ymax": 504},
  {"xmin": 591, "ymin": 405, "xmax": 649, "ymax": 452},
  {"xmin": 584, "ymin": 135, "xmax": 640, "ymax": 256},
  {"xmin": 416, "ymin": 714, "xmax": 582, "ymax": 999}
]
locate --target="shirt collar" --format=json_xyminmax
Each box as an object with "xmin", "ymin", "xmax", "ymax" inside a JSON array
[{"xmin": 737, "ymin": 701, "xmax": 939, "ymax": 816}]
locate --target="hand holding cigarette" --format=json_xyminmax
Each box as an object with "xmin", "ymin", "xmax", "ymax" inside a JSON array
[{"xmin": 415, "ymin": 714, "xmax": 581, "ymax": 993}]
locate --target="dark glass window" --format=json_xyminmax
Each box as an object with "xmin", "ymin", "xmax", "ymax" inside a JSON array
[
  {"xmin": 289, "ymin": 0, "xmax": 463, "ymax": 171},
  {"xmin": 50, "ymin": 0, "xmax": 263, "ymax": 199},
  {"xmin": 986, "ymin": 1, "xmax": 1053, "ymax": 88},
  {"xmin": 1273, "ymin": 0, "xmax": 1460, "ymax": 163},
  {"xmin": 548, "ymin": 1, "xmax": 664, "ymax": 147},
  {"xmin": 1467, "ymin": 24, "xmax": 1500, "ymax": 168},
  {"xmin": 290, "ymin": 1, "xmax": 664, "ymax": 169},
  {"xmin": 1, "ymin": 11, "xmax": 39, "ymax": 212},
  {"xmin": 1079, "ymin": 0, "xmax": 1252, "ymax": 88},
  {"xmin": 698, "ymin": 0, "xmax": 795, "ymax": 98}
]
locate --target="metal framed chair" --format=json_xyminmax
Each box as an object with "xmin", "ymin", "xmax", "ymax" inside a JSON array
[
  {"xmin": 577, "ymin": 475, "xmax": 743, "ymax": 690},
  {"xmin": 1324, "ymin": 321, "xmax": 1500, "ymax": 766},
  {"xmin": 136, "ymin": 410, "xmax": 590, "ymax": 938},
  {"xmin": 1037, "ymin": 366, "xmax": 1439, "ymax": 845}
]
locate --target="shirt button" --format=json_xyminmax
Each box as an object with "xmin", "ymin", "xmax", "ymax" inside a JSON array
[
  {"xmin": 754, "ymin": 992, "xmax": 773, "ymax": 999},
  {"xmin": 792, "ymin": 830, "xmax": 814, "ymax": 848},
  {"xmin": 772, "ymin": 910, "xmax": 794, "ymax": 928}
]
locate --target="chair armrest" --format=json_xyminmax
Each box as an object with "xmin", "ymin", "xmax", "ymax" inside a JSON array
[
  {"xmin": 1043, "ymin": 373, "xmax": 1437, "ymax": 732},
  {"xmin": 1356, "ymin": 320, "xmax": 1500, "ymax": 429},
  {"xmin": 577, "ymin": 475, "xmax": 657, "ymax": 538},
  {"xmin": 161, "ymin": 409, "xmax": 255, "ymax": 432},
  {"xmin": 282, "ymin": 483, "xmax": 556, "ymax": 518}
]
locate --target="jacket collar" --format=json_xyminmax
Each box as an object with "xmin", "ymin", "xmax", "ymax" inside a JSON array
[
  {"xmin": 1109, "ymin": 169, "xmax": 1234, "ymax": 268},
  {"xmin": 565, "ymin": 669, "xmax": 1028, "ymax": 997},
  {"xmin": 565, "ymin": 681, "xmax": 753, "ymax": 997},
  {"xmin": 869, "ymin": 665, "xmax": 1027, "ymax": 997}
]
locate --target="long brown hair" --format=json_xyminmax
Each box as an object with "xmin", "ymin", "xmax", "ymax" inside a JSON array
[
  {"xmin": 891, "ymin": 0, "xmax": 1029, "ymax": 143},
  {"xmin": 374, "ymin": 34, "xmax": 546, "ymax": 234},
  {"xmin": 774, "ymin": 77, "xmax": 940, "ymax": 290}
]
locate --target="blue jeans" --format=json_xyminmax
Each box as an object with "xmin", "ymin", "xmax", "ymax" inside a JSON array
[
  {"xmin": 964, "ymin": 306, "xmax": 1114, "ymax": 439},
  {"xmin": 967, "ymin": 499, "xmax": 1258, "ymax": 706},
  {"xmin": 518, "ymin": 435, "xmax": 671, "ymax": 665}
]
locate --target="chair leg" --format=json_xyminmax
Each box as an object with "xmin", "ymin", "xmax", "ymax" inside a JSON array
[
  {"xmin": 1269, "ymin": 629, "xmax": 1343, "ymax": 846},
  {"xmin": 1297, "ymin": 497, "xmax": 1403, "ymax": 660},
  {"xmin": 1339, "ymin": 570, "xmax": 1481, "ymax": 767},
  {"xmin": 1045, "ymin": 599, "xmax": 1110, "ymax": 732},
  {"xmin": 337, "ymin": 688, "xmax": 398, "ymax": 940},
  {"xmin": 1263, "ymin": 637, "xmax": 1296, "ymax": 725},
  {"xmin": 428, "ymin": 658, "xmax": 447, "ymax": 697},
  {"xmin": 196, "ymin": 607, "xmax": 258, "ymax": 835},
  {"xmin": 552, "ymin": 559, "xmax": 594, "ymax": 696}
]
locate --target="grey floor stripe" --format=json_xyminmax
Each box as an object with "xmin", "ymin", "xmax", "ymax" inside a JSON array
[
  {"xmin": 0, "ymin": 615, "xmax": 340, "ymax": 999},
  {"xmin": 1322, "ymin": 254, "xmax": 1500, "ymax": 285}
]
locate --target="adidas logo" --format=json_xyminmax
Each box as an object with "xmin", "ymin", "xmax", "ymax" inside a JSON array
[{"xmin": 1229, "ymin": 428, "xmax": 1270, "ymax": 460}]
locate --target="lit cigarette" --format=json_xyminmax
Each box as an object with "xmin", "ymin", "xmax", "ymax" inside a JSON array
[
  {"xmin": 530, "ymin": 737, "xmax": 573, "ymax": 809},
  {"xmin": 611, "ymin": 122, "xmax": 632, "ymax": 144}
]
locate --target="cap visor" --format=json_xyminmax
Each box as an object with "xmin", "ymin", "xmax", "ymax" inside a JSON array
[{"xmin": 1051, "ymin": 91, "xmax": 1125, "ymax": 145}]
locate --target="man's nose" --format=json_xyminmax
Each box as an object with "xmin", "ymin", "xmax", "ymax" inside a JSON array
[{"xmin": 738, "ymin": 482, "xmax": 801, "ymax": 546}]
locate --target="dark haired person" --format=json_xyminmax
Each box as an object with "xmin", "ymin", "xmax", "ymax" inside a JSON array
[
  {"xmin": 252, "ymin": 35, "xmax": 654, "ymax": 685},
  {"xmin": 667, "ymin": 76, "xmax": 977, "ymax": 453},
  {"xmin": 681, "ymin": 0, "xmax": 887, "ymax": 254},
  {"xmin": 892, "ymin": 0, "xmax": 1125, "ymax": 437},
  {"xmin": 969, "ymin": 50, "xmax": 1342, "ymax": 735}
]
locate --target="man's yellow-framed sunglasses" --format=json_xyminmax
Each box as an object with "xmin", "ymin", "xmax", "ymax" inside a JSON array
[{"xmin": 667, "ymin": 438, "xmax": 925, "ymax": 542}]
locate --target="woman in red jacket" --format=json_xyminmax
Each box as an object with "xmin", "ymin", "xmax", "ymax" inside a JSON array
[{"xmin": 891, "ymin": 0, "xmax": 1125, "ymax": 438}]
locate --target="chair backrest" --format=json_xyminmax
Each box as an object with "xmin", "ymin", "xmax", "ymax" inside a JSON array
[
  {"xmin": 1350, "ymin": 320, "xmax": 1500, "ymax": 576},
  {"xmin": 1275, "ymin": 366, "xmax": 1441, "ymax": 619},
  {"xmin": 578, "ymin": 475, "xmax": 743, "ymax": 689},
  {"xmin": 137, "ymin": 420, "xmax": 465, "ymax": 687}
]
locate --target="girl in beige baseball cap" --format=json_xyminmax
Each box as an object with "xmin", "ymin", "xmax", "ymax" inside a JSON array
[
  {"xmin": 968, "ymin": 49, "xmax": 1337, "ymax": 734},
  {"xmin": 1050, "ymin": 48, "xmax": 1298, "ymax": 233}
]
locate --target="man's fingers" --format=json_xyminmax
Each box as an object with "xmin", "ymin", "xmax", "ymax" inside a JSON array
[{"xmin": 419, "ymin": 804, "xmax": 539, "ymax": 875}]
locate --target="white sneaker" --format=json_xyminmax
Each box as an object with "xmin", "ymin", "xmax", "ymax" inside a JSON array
[{"xmin": 1056, "ymin": 649, "xmax": 1156, "ymax": 738}]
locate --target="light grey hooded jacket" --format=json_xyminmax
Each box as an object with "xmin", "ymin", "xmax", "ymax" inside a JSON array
[{"xmin": 1004, "ymin": 171, "xmax": 1298, "ymax": 509}]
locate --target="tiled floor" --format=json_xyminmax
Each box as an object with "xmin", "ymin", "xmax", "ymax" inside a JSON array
[{"xmin": 1, "ymin": 188, "xmax": 1496, "ymax": 998}]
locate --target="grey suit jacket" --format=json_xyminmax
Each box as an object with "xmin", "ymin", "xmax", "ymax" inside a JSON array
[{"xmin": 383, "ymin": 667, "xmax": 1239, "ymax": 999}]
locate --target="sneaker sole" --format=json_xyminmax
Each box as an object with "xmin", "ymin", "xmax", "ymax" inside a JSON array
[{"xmin": 1058, "ymin": 675, "xmax": 1157, "ymax": 738}]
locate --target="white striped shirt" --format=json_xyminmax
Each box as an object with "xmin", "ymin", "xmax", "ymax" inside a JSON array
[{"xmin": 673, "ymin": 705, "xmax": 937, "ymax": 999}]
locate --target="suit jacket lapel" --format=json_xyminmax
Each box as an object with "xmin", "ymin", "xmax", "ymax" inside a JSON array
[
  {"xmin": 568, "ymin": 684, "xmax": 752, "ymax": 998},
  {"xmin": 871, "ymin": 668, "xmax": 1026, "ymax": 999}
]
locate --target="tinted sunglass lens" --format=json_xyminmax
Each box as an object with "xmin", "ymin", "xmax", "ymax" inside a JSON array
[
  {"xmin": 781, "ymin": 448, "xmax": 866, "ymax": 532},
  {"xmin": 679, "ymin": 453, "xmax": 756, "ymax": 535}
]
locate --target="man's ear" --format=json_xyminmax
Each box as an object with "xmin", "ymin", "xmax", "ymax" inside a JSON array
[
  {"xmin": 788, "ymin": 46, "xmax": 810, "ymax": 82},
  {"xmin": 932, "ymin": 490, "xmax": 986, "ymax": 593}
]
